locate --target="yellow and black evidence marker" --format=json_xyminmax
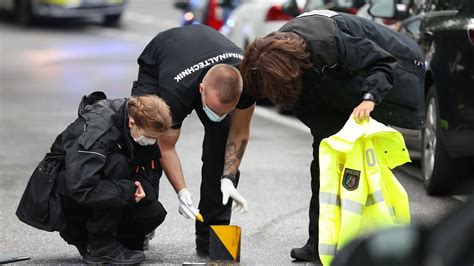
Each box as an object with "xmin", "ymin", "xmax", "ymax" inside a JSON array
[{"xmin": 210, "ymin": 225, "xmax": 241, "ymax": 262}]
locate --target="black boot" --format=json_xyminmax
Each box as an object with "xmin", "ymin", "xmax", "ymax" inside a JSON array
[
  {"xmin": 85, "ymin": 240, "xmax": 145, "ymax": 264},
  {"xmin": 196, "ymin": 235, "xmax": 210, "ymax": 256},
  {"xmin": 290, "ymin": 240, "xmax": 322, "ymax": 263}
]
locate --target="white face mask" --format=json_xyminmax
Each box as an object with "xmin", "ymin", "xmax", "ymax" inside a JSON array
[
  {"xmin": 133, "ymin": 134, "xmax": 157, "ymax": 146},
  {"xmin": 132, "ymin": 125, "xmax": 157, "ymax": 146},
  {"xmin": 203, "ymin": 105, "xmax": 228, "ymax": 123}
]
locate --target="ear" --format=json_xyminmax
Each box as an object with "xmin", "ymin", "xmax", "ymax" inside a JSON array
[
  {"xmin": 128, "ymin": 117, "xmax": 135, "ymax": 129},
  {"xmin": 199, "ymin": 83, "xmax": 204, "ymax": 94}
]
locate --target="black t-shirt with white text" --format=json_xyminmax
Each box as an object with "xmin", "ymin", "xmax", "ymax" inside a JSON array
[{"xmin": 131, "ymin": 24, "xmax": 255, "ymax": 128}]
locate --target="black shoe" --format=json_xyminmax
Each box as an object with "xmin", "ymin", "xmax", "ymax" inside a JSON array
[
  {"xmin": 85, "ymin": 240, "xmax": 145, "ymax": 264},
  {"xmin": 195, "ymin": 236, "xmax": 210, "ymax": 256},
  {"xmin": 290, "ymin": 241, "xmax": 321, "ymax": 262}
]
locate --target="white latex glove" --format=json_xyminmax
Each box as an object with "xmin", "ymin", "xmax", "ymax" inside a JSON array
[
  {"xmin": 178, "ymin": 188, "xmax": 200, "ymax": 220},
  {"xmin": 221, "ymin": 178, "xmax": 248, "ymax": 213}
]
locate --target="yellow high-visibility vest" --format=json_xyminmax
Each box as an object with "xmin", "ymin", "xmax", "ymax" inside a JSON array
[{"xmin": 318, "ymin": 117, "xmax": 411, "ymax": 265}]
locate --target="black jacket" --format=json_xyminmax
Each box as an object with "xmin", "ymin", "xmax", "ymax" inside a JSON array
[
  {"xmin": 57, "ymin": 92, "xmax": 138, "ymax": 208},
  {"xmin": 280, "ymin": 10, "xmax": 426, "ymax": 129},
  {"xmin": 17, "ymin": 92, "xmax": 161, "ymax": 231}
]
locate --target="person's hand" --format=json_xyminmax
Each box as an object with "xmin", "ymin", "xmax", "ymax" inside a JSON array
[
  {"xmin": 178, "ymin": 188, "xmax": 199, "ymax": 220},
  {"xmin": 134, "ymin": 181, "xmax": 146, "ymax": 203},
  {"xmin": 221, "ymin": 178, "xmax": 248, "ymax": 213},
  {"xmin": 352, "ymin": 100, "xmax": 375, "ymax": 123}
]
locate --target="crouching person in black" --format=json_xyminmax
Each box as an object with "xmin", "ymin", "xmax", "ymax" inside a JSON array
[{"xmin": 17, "ymin": 91, "xmax": 172, "ymax": 264}]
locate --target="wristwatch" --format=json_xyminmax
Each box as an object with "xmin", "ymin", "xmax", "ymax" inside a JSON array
[
  {"xmin": 362, "ymin": 92, "xmax": 377, "ymax": 104},
  {"xmin": 221, "ymin": 175, "xmax": 237, "ymax": 186}
]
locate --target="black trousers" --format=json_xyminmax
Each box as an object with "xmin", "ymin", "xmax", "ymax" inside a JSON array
[
  {"xmin": 60, "ymin": 153, "xmax": 167, "ymax": 251},
  {"xmin": 293, "ymin": 98, "xmax": 348, "ymax": 245},
  {"xmin": 193, "ymin": 105, "xmax": 239, "ymax": 239}
]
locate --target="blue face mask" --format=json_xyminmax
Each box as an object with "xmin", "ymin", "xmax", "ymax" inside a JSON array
[{"xmin": 203, "ymin": 105, "xmax": 228, "ymax": 122}]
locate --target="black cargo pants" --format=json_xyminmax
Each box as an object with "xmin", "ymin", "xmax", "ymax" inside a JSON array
[
  {"xmin": 60, "ymin": 152, "xmax": 167, "ymax": 251},
  {"xmin": 193, "ymin": 104, "xmax": 240, "ymax": 241}
]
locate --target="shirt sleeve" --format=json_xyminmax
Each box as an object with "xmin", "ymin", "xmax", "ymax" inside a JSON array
[
  {"xmin": 335, "ymin": 30, "xmax": 397, "ymax": 104},
  {"xmin": 159, "ymin": 88, "xmax": 190, "ymax": 129},
  {"xmin": 236, "ymin": 87, "xmax": 256, "ymax": 109},
  {"xmin": 131, "ymin": 35, "xmax": 161, "ymax": 96},
  {"xmin": 131, "ymin": 65, "xmax": 159, "ymax": 96}
]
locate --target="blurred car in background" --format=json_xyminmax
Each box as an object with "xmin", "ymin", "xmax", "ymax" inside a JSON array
[
  {"xmin": 0, "ymin": 0, "xmax": 127, "ymax": 26},
  {"xmin": 304, "ymin": 0, "xmax": 366, "ymax": 15},
  {"xmin": 356, "ymin": 2, "xmax": 403, "ymax": 30},
  {"xmin": 370, "ymin": 0, "xmax": 474, "ymax": 195},
  {"xmin": 174, "ymin": 0, "xmax": 237, "ymax": 30},
  {"xmin": 220, "ymin": 0, "xmax": 306, "ymax": 49}
]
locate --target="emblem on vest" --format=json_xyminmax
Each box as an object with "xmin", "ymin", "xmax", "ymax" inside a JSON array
[{"xmin": 342, "ymin": 168, "xmax": 360, "ymax": 191}]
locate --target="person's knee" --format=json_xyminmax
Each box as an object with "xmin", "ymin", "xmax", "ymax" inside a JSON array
[
  {"xmin": 150, "ymin": 201, "xmax": 167, "ymax": 228},
  {"xmin": 138, "ymin": 201, "xmax": 167, "ymax": 231}
]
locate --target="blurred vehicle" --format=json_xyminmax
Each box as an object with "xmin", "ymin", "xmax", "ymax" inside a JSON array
[
  {"xmin": 356, "ymin": 2, "xmax": 403, "ymax": 30},
  {"xmin": 370, "ymin": 0, "xmax": 474, "ymax": 195},
  {"xmin": 220, "ymin": 0, "xmax": 306, "ymax": 49},
  {"xmin": 0, "ymin": 0, "xmax": 127, "ymax": 26},
  {"xmin": 304, "ymin": 0, "xmax": 366, "ymax": 15},
  {"xmin": 174, "ymin": 0, "xmax": 237, "ymax": 30}
]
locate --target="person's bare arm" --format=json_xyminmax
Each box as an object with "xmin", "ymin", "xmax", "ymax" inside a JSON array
[
  {"xmin": 158, "ymin": 128, "xmax": 187, "ymax": 193},
  {"xmin": 223, "ymin": 104, "xmax": 255, "ymax": 176}
]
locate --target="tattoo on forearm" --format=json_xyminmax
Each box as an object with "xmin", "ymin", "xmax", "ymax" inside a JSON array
[
  {"xmin": 236, "ymin": 139, "xmax": 248, "ymax": 160},
  {"xmin": 224, "ymin": 142, "xmax": 236, "ymax": 173},
  {"xmin": 225, "ymin": 142, "xmax": 236, "ymax": 158},
  {"xmin": 223, "ymin": 140, "xmax": 248, "ymax": 174}
]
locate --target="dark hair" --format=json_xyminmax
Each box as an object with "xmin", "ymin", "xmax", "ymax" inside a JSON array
[
  {"xmin": 203, "ymin": 64, "xmax": 243, "ymax": 104},
  {"xmin": 240, "ymin": 31, "xmax": 311, "ymax": 109},
  {"xmin": 128, "ymin": 95, "xmax": 172, "ymax": 133}
]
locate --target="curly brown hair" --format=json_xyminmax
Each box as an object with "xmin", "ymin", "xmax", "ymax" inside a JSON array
[{"xmin": 240, "ymin": 31, "xmax": 311, "ymax": 110}]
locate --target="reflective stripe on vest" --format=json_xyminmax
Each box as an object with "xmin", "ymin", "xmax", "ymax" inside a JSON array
[
  {"xmin": 320, "ymin": 190, "xmax": 394, "ymax": 215},
  {"xmin": 319, "ymin": 244, "xmax": 337, "ymax": 256}
]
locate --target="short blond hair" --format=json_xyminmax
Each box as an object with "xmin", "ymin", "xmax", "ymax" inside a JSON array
[
  {"xmin": 127, "ymin": 95, "xmax": 172, "ymax": 133},
  {"xmin": 203, "ymin": 64, "xmax": 243, "ymax": 104}
]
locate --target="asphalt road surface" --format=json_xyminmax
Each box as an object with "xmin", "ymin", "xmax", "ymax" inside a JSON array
[{"xmin": 0, "ymin": 1, "xmax": 463, "ymax": 264}]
